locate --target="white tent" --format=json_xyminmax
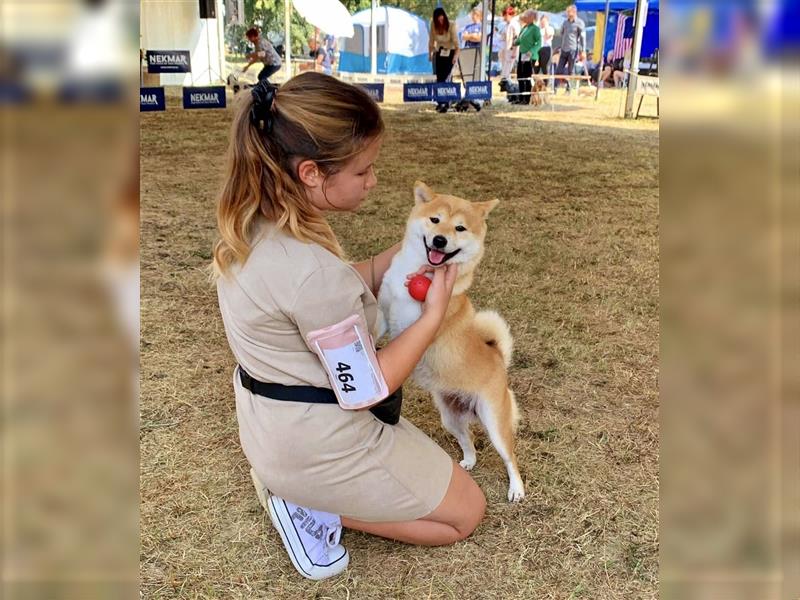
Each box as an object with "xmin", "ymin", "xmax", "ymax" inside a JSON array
[
  {"xmin": 140, "ymin": 0, "xmax": 225, "ymax": 85},
  {"xmin": 338, "ymin": 6, "xmax": 430, "ymax": 74}
]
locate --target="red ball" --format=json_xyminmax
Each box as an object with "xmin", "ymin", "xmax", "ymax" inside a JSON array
[{"xmin": 408, "ymin": 274, "xmax": 432, "ymax": 302}]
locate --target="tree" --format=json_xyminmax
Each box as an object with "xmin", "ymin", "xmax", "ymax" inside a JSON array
[
  {"xmin": 243, "ymin": 0, "xmax": 316, "ymax": 55},
  {"xmin": 533, "ymin": 0, "xmax": 571, "ymax": 13}
]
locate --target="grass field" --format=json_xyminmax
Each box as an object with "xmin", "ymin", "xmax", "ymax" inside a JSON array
[{"xmin": 140, "ymin": 88, "xmax": 659, "ymax": 599}]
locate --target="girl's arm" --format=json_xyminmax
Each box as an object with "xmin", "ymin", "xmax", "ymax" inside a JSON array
[
  {"xmin": 351, "ymin": 241, "xmax": 402, "ymax": 296},
  {"xmin": 376, "ymin": 264, "xmax": 458, "ymax": 393}
]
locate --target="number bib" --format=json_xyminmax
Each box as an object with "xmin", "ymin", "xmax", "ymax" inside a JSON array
[{"xmin": 305, "ymin": 314, "xmax": 389, "ymax": 410}]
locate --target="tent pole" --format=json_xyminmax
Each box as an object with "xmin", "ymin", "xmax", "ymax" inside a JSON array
[
  {"xmin": 284, "ymin": 0, "xmax": 292, "ymax": 79},
  {"xmin": 486, "ymin": 0, "xmax": 496, "ymax": 80},
  {"xmin": 478, "ymin": 0, "xmax": 488, "ymax": 80},
  {"xmin": 370, "ymin": 0, "xmax": 377, "ymax": 76},
  {"xmin": 624, "ymin": 0, "xmax": 647, "ymax": 117},
  {"xmin": 217, "ymin": 0, "xmax": 225, "ymax": 83},
  {"xmin": 595, "ymin": 0, "xmax": 610, "ymax": 101}
]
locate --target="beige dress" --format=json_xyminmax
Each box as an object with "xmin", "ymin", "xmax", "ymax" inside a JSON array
[{"xmin": 217, "ymin": 221, "xmax": 453, "ymax": 522}]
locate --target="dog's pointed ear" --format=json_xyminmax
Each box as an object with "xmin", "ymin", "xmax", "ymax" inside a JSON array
[
  {"xmin": 477, "ymin": 199, "xmax": 500, "ymax": 218},
  {"xmin": 414, "ymin": 181, "xmax": 434, "ymax": 205}
]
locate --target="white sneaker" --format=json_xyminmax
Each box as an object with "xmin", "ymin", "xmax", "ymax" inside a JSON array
[{"xmin": 250, "ymin": 469, "xmax": 349, "ymax": 580}]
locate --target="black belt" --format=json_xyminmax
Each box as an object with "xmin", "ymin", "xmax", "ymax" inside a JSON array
[
  {"xmin": 239, "ymin": 367, "xmax": 337, "ymax": 404},
  {"xmin": 238, "ymin": 366, "xmax": 402, "ymax": 425}
]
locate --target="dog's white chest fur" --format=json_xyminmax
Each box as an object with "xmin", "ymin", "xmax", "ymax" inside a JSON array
[{"xmin": 377, "ymin": 250, "xmax": 424, "ymax": 340}]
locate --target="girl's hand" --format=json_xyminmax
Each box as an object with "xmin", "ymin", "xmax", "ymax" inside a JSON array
[
  {"xmin": 404, "ymin": 264, "xmax": 458, "ymax": 322},
  {"xmin": 424, "ymin": 264, "xmax": 458, "ymax": 321}
]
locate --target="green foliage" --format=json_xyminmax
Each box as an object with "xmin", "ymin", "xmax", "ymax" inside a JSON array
[
  {"xmin": 341, "ymin": 0, "xmax": 372, "ymax": 12},
  {"xmin": 533, "ymin": 0, "xmax": 571, "ymax": 13},
  {"xmin": 398, "ymin": 1, "xmax": 475, "ymax": 20},
  {"xmin": 243, "ymin": 0, "xmax": 316, "ymax": 55},
  {"xmin": 225, "ymin": 23, "xmax": 249, "ymax": 56}
]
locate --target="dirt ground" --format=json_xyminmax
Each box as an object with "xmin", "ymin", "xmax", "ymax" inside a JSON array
[{"xmin": 140, "ymin": 88, "xmax": 659, "ymax": 599}]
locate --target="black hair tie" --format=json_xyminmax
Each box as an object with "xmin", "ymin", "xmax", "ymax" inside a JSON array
[{"xmin": 250, "ymin": 80, "xmax": 277, "ymax": 132}]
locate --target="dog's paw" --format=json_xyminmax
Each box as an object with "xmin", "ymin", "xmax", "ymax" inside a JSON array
[
  {"xmin": 459, "ymin": 457, "xmax": 476, "ymax": 471},
  {"xmin": 507, "ymin": 482, "xmax": 525, "ymax": 502}
]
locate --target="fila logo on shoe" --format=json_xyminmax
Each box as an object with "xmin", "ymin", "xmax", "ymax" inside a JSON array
[{"xmin": 291, "ymin": 506, "xmax": 324, "ymax": 540}]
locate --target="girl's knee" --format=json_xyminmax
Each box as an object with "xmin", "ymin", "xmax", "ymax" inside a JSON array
[{"xmin": 455, "ymin": 487, "xmax": 486, "ymax": 541}]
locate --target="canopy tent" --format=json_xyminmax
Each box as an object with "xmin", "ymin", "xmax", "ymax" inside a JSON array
[
  {"xmin": 583, "ymin": 0, "xmax": 659, "ymax": 60},
  {"xmin": 292, "ymin": 0, "xmax": 353, "ymax": 37},
  {"xmin": 576, "ymin": 0, "xmax": 658, "ymax": 10},
  {"xmin": 338, "ymin": 6, "xmax": 430, "ymax": 74}
]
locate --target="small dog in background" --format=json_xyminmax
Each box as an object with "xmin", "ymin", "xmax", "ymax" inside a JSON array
[
  {"xmin": 531, "ymin": 79, "xmax": 548, "ymax": 106},
  {"xmin": 226, "ymin": 71, "xmax": 254, "ymax": 95},
  {"xmin": 500, "ymin": 78, "xmax": 523, "ymax": 104}
]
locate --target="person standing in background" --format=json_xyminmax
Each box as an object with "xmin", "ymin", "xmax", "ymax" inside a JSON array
[
  {"xmin": 304, "ymin": 37, "xmax": 332, "ymax": 75},
  {"xmin": 555, "ymin": 4, "xmax": 586, "ymax": 93},
  {"xmin": 499, "ymin": 6, "xmax": 520, "ymax": 83},
  {"xmin": 535, "ymin": 14, "xmax": 554, "ymax": 76},
  {"xmin": 428, "ymin": 7, "xmax": 460, "ymax": 113},
  {"xmin": 323, "ymin": 33, "xmax": 337, "ymax": 73},
  {"xmin": 461, "ymin": 7, "xmax": 484, "ymax": 49},
  {"xmin": 513, "ymin": 9, "xmax": 541, "ymax": 105}
]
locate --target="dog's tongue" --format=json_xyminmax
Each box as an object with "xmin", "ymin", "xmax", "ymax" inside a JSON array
[{"xmin": 428, "ymin": 249, "xmax": 446, "ymax": 265}]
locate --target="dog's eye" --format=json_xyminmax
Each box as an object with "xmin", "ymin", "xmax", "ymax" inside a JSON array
[
  {"xmin": 455, "ymin": 225, "xmax": 467, "ymax": 232},
  {"xmin": 430, "ymin": 217, "xmax": 440, "ymax": 224}
]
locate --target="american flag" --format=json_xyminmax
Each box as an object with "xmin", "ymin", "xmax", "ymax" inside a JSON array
[{"xmin": 613, "ymin": 14, "xmax": 633, "ymax": 60}]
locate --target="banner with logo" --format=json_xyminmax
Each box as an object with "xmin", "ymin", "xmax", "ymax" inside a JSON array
[
  {"xmin": 1, "ymin": 82, "xmax": 33, "ymax": 105},
  {"xmin": 403, "ymin": 83, "xmax": 433, "ymax": 102},
  {"xmin": 359, "ymin": 83, "xmax": 384, "ymax": 103},
  {"xmin": 140, "ymin": 87, "xmax": 166, "ymax": 112},
  {"xmin": 58, "ymin": 80, "xmax": 123, "ymax": 104},
  {"xmin": 146, "ymin": 50, "xmax": 191, "ymax": 73},
  {"xmin": 465, "ymin": 81, "xmax": 492, "ymax": 101},
  {"xmin": 183, "ymin": 86, "xmax": 226, "ymax": 109},
  {"xmin": 635, "ymin": 75, "xmax": 659, "ymax": 97},
  {"xmin": 433, "ymin": 82, "xmax": 461, "ymax": 102}
]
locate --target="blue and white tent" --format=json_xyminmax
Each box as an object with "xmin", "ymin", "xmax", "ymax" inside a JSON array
[{"xmin": 338, "ymin": 6, "xmax": 430, "ymax": 74}]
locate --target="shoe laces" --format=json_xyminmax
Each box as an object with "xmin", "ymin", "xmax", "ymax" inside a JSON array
[{"xmin": 324, "ymin": 520, "xmax": 342, "ymax": 549}]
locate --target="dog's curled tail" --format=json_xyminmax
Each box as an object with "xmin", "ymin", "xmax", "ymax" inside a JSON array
[{"xmin": 474, "ymin": 310, "xmax": 513, "ymax": 369}]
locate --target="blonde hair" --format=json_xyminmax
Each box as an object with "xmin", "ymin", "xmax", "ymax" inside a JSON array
[{"xmin": 212, "ymin": 72, "xmax": 384, "ymax": 277}]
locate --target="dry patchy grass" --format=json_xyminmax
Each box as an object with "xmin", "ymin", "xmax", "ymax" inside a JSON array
[{"xmin": 140, "ymin": 93, "xmax": 658, "ymax": 599}]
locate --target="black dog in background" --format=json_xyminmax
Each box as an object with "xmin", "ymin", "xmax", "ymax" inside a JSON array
[{"xmin": 500, "ymin": 79, "xmax": 524, "ymax": 104}]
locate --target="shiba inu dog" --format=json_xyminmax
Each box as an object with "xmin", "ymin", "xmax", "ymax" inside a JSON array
[{"xmin": 378, "ymin": 182, "xmax": 524, "ymax": 502}]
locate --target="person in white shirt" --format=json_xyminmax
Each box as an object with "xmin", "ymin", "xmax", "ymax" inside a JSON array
[
  {"xmin": 499, "ymin": 6, "xmax": 521, "ymax": 82},
  {"xmin": 535, "ymin": 14, "xmax": 555, "ymax": 75}
]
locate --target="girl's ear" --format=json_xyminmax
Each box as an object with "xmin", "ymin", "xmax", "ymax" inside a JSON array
[{"xmin": 297, "ymin": 160, "xmax": 321, "ymax": 189}]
